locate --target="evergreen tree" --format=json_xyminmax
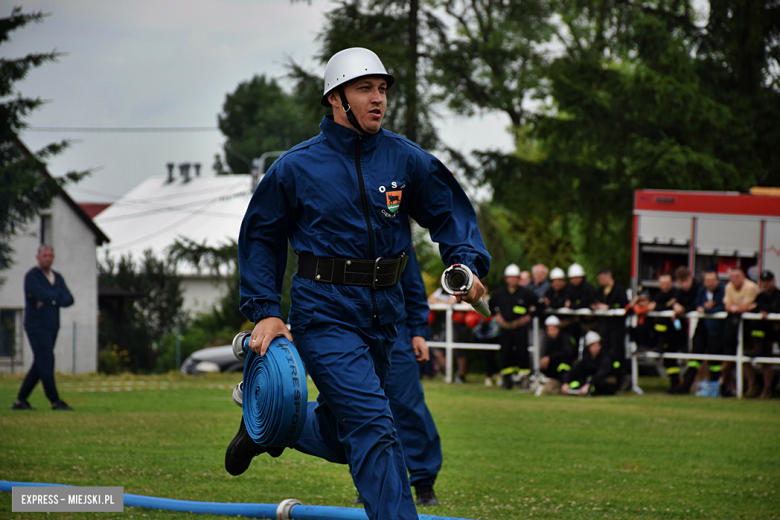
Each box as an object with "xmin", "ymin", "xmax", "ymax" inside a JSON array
[{"xmin": 0, "ymin": 7, "xmax": 87, "ymax": 275}]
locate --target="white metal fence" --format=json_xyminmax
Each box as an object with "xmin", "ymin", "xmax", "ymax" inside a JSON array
[{"xmin": 427, "ymin": 303, "xmax": 780, "ymax": 398}]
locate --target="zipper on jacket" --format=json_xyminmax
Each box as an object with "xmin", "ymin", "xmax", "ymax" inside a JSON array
[{"xmin": 354, "ymin": 136, "xmax": 379, "ymax": 319}]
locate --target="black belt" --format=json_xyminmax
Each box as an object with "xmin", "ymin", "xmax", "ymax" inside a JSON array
[{"xmin": 297, "ymin": 253, "xmax": 408, "ymax": 288}]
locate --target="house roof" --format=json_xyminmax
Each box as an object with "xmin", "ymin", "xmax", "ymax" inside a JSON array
[
  {"xmin": 94, "ymin": 173, "xmax": 254, "ymax": 276},
  {"xmin": 14, "ymin": 138, "xmax": 110, "ymax": 246},
  {"xmin": 79, "ymin": 203, "xmax": 111, "ymax": 219}
]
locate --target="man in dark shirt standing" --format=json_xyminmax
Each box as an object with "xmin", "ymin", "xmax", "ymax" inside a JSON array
[
  {"xmin": 650, "ymin": 273, "xmax": 682, "ymax": 393},
  {"xmin": 591, "ymin": 267, "xmax": 629, "ymax": 386},
  {"xmin": 565, "ymin": 263, "xmax": 597, "ymax": 345},
  {"xmin": 746, "ymin": 270, "xmax": 780, "ymax": 398},
  {"xmin": 565, "ymin": 263, "xmax": 596, "ymax": 310},
  {"xmin": 491, "ymin": 264, "xmax": 540, "ymax": 389},
  {"xmin": 13, "ymin": 245, "xmax": 74, "ymax": 411},
  {"xmin": 671, "ymin": 266, "xmax": 702, "ymax": 394},
  {"xmin": 544, "ymin": 267, "xmax": 570, "ymax": 309}
]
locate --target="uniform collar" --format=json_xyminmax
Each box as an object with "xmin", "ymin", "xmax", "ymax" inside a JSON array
[{"xmin": 320, "ymin": 115, "xmax": 382, "ymax": 155}]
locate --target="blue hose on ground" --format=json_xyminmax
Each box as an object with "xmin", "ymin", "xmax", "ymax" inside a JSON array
[
  {"xmin": 0, "ymin": 481, "xmax": 472, "ymax": 520},
  {"xmin": 239, "ymin": 335, "xmax": 308, "ymax": 447}
]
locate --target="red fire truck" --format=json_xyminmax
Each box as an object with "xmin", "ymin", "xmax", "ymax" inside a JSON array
[{"xmin": 632, "ymin": 189, "xmax": 780, "ymax": 291}]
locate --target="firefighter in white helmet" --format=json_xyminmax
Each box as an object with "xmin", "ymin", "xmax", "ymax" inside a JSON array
[
  {"xmin": 565, "ymin": 263, "xmax": 596, "ymax": 309},
  {"xmin": 564, "ymin": 262, "xmax": 597, "ymax": 346},
  {"xmin": 540, "ymin": 315, "xmax": 577, "ymax": 383},
  {"xmin": 561, "ymin": 331, "xmax": 622, "ymax": 396},
  {"xmin": 490, "ymin": 264, "xmax": 540, "ymax": 389},
  {"xmin": 229, "ymin": 47, "xmax": 491, "ymax": 520},
  {"xmin": 543, "ymin": 267, "xmax": 570, "ymax": 309}
]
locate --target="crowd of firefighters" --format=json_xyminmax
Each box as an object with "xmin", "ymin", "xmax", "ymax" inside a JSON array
[{"xmin": 428, "ymin": 263, "xmax": 780, "ymax": 399}]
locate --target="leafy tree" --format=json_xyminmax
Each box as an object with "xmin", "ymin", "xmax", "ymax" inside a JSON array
[
  {"xmin": 0, "ymin": 7, "xmax": 87, "ymax": 275},
  {"xmin": 428, "ymin": 0, "xmax": 555, "ymax": 129},
  {"xmin": 435, "ymin": 0, "xmax": 780, "ymax": 283},
  {"xmin": 216, "ymin": 75, "xmax": 323, "ymax": 174},
  {"xmin": 98, "ymin": 251, "xmax": 186, "ymax": 373}
]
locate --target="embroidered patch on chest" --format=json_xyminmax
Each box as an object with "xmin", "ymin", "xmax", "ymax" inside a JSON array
[{"xmin": 386, "ymin": 190, "xmax": 402, "ymax": 213}]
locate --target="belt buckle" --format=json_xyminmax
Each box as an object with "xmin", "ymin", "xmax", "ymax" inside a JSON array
[{"xmin": 372, "ymin": 257, "xmax": 383, "ymax": 289}]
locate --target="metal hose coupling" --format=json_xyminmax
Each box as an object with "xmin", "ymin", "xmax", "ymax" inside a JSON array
[
  {"xmin": 441, "ymin": 264, "xmax": 490, "ymax": 318},
  {"xmin": 232, "ymin": 331, "xmax": 251, "ymax": 361},
  {"xmin": 276, "ymin": 498, "xmax": 302, "ymax": 520}
]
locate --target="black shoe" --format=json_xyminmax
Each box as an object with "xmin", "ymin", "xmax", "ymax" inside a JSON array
[
  {"xmin": 415, "ymin": 485, "xmax": 440, "ymax": 506},
  {"xmin": 12, "ymin": 399, "xmax": 35, "ymax": 410},
  {"xmin": 225, "ymin": 417, "xmax": 285, "ymax": 476},
  {"xmin": 720, "ymin": 383, "xmax": 734, "ymax": 398},
  {"xmin": 52, "ymin": 400, "xmax": 72, "ymax": 411}
]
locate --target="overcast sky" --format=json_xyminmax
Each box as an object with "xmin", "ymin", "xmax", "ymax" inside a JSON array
[{"xmin": 6, "ymin": 0, "xmax": 514, "ymax": 203}]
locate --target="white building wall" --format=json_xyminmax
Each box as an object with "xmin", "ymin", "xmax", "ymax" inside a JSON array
[
  {"xmin": 0, "ymin": 217, "xmax": 39, "ymax": 373},
  {"xmin": 0, "ymin": 196, "xmax": 101, "ymax": 374},
  {"xmin": 181, "ymin": 277, "xmax": 230, "ymax": 316}
]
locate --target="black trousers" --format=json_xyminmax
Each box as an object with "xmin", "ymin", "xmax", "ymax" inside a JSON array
[
  {"xmin": 499, "ymin": 327, "xmax": 530, "ymax": 370},
  {"xmin": 691, "ymin": 322, "xmax": 725, "ymax": 380},
  {"xmin": 18, "ymin": 328, "xmax": 60, "ymax": 403},
  {"xmin": 599, "ymin": 325, "xmax": 627, "ymax": 376}
]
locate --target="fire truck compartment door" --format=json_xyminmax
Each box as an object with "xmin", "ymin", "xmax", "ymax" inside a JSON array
[
  {"xmin": 763, "ymin": 221, "xmax": 780, "ymax": 275},
  {"xmin": 638, "ymin": 214, "xmax": 691, "ymax": 244},
  {"xmin": 696, "ymin": 217, "xmax": 760, "ymax": 257}
]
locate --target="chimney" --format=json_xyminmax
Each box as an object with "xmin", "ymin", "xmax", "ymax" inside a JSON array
[
  {"xmin": 179, "ymin": 162, "xmax": 191, "ymax": 183},
  {"xmin": 166, "ymin": 162, "xmax": 175, "ymax": 183},
  {"xmin": 194, "ymin": 163, "xmax": 201, "ymax": 177}
]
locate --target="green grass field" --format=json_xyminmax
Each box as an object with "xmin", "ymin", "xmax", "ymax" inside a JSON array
[{"xmin": 1, "ymin": 372, "xmax": 779, "ymax": 520}]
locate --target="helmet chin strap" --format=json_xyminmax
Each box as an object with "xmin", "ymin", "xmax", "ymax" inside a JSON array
[{"xmin": 337, "ymin": 86, "xmax": 366, "ymax": 135}]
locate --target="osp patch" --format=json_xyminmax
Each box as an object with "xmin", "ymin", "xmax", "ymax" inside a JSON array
[{"xmin": 386, "ymin": 190, "xmax": 402, "ymax": 213}]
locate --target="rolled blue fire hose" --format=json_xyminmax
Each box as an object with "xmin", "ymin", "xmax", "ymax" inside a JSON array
[
  {"xmin": 239, "ymin": 334, "xmax": 308, "ymax": 447},
  {"xmin": 0, "ymin": 481, "xmax": 473, "ymax": 520}
]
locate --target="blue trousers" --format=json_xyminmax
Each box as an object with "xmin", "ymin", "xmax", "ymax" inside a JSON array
[
  {"xmin": 291, "ymin": 313, "xmax": 417, "ymax": 520},
  {"xmin": 386, "ymin": 321, "xmax": 442, "ymax": 487},
  {"xmin": 19, "ymin": 329, "xmax": 60, "ymax": 403}
]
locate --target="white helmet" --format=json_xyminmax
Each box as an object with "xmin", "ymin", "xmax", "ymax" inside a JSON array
[
  {"xmin": 568, "ymin": 263, "xmax": 586, "ymax": 278},
  {"xmin": 584, "ymin": 331, "xmax": 601, "ymax": 347},
  {"xmin": 549, "ymin": 267, "xmax": 565, "ymax": 280},
  {"xmin": 321, "ymin": 48, "xmax": 394, "ymax": 107},
  {"xmin": 504, "ymin": 264, "xmax": 521, "ymax": 277},
  {"xmin": 545, "ymin": 315, "xmax": 561, "ymax": 327}
]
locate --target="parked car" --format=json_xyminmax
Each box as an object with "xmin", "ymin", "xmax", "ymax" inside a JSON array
[{"xmin": 180, "ymin": 345, "xmax": 244, "ymax": 375}]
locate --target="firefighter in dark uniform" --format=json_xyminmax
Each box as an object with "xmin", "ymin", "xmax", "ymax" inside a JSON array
[
  {"xmin": 491, "ymin": 264, "xmax": 541, "ymax": 389},
  {"xmin": 539, "ymin": 315, "xmax": 577, "ymax": 382},
  {"xmin": 591, "ymin": 267, "xmax": 629, "ymax": 385},
  {"xmin": 671, "ymin": 266, "xmax": 702, "ymax": 394},
  {"xmin": 562, "ymin": 331, "xmax": 621, "ymax": 396},
  {"xmin": 544, "ymin": 267, "xmax": 570, "ymax": 309},
  {"xmin": 229, "ymin": 48, "xmax": 490, "ymax": 520},
  {"xmin": 650, "ymin": 273, "xmax": 682, "ymax": 393},
  {"xmin": 745, "ymin": 270, "xmax": 780, "ymax": 398},
  {"xmin": 564, "ymin": 263, "xmax": 596, "ymax": 344}
]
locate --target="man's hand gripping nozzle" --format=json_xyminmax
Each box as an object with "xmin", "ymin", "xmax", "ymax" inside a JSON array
[{"xmin": 441, "ymin": 264, "xmax": 490, "ymax": 318}]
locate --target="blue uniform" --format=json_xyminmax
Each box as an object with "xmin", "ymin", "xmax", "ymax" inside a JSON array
[
  {"xmin": 386, "ymin": 247, "xmax": 442, "ymax": 488},
  {"xmin": 18, "ymin": 267, "xmax": 74, "ymax": 404},
  {"xmin": 239, "ymin": 116, "xmax": 490, "ymax": 520}
]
